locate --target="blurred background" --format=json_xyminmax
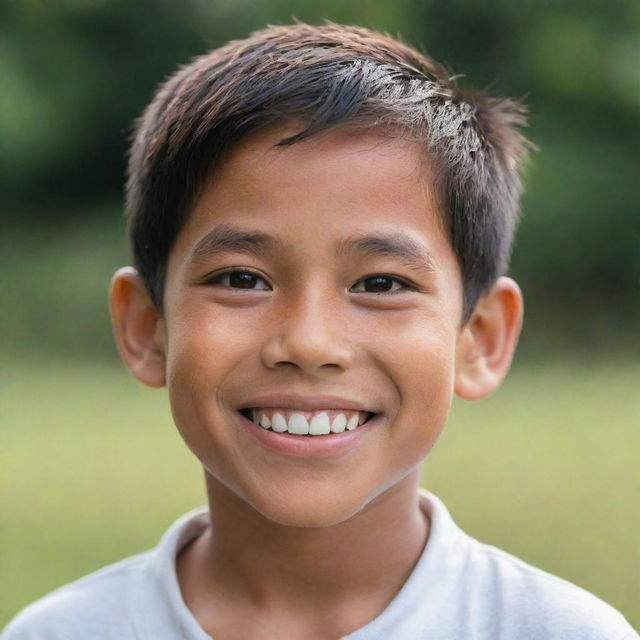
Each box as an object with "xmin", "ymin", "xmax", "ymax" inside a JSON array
[{"xmin": 1, "ymin": 0, "xmax": 638, "ymax": 630}]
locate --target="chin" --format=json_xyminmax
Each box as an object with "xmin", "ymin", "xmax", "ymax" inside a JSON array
[{"xmin": 247, "ymin": 484, "xmax": 370, "ymax": 529}]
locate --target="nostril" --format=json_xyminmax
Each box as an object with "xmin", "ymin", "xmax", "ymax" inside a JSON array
[{"xmin": 260, "ymin": 332, "xmax": 354, "ymax": 374}]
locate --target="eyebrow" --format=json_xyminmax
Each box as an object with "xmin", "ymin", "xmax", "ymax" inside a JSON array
[
  {"xmin": 336, "ymin": 232, "xmax": 437, "ymax": 275},
  {"xmin": 189, "ymin": 223, "xmax": 437, "ymax": 274},
  {"xmin": 189, "ymin": 223, "xmax": 289, "ymax": 265}
]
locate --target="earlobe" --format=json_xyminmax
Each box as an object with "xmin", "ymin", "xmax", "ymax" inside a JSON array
[
  {"xmin": 454, "ymin": 277, "xmax": 523, "ymax": 401},
  {"xmin": 109, "ymin": 267, "xmax": 167, "ymax": 388}
]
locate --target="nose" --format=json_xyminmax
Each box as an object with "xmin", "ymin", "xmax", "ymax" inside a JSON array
[{"xmin": 260, "ymin": 289, "xmax": 355, "ymax": 375}]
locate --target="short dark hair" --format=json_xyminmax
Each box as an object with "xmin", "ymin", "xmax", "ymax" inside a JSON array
[{"xmin": 126, "ymin": 22, "xmax": 529, "ymax": 322}]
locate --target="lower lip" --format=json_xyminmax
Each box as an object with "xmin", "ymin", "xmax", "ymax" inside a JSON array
[{"xmin": 237, "ymin": 411, "xmax": 380, "ymax": 458}]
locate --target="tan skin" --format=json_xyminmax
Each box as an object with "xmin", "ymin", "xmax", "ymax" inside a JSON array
[{"xmin": 110, "ymin": 125, "xmax": 523, "ymax": 639}]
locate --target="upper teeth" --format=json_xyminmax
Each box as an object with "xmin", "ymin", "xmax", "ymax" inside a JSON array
[{"xmin": 248, "ymin": 409, "xmax": 370, "ymax": 435}]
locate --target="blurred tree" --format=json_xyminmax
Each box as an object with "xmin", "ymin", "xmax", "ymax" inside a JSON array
[{"xmin": 1, "ymin": 0, "xmax": 638, "ymax": 356}]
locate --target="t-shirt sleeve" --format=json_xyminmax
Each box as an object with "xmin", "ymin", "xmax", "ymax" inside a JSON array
[
  {"xmin": 2, "ymin": 592, "xmax": 135, "ymax": 640},
  {"xmin": 1, "ymin": 563, "xmax": 138, "ymax": 640}
]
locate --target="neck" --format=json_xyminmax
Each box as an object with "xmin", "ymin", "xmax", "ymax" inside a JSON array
[{"xmin": 177, "ymin": 471, "xmax": 428, "ymax": 634}]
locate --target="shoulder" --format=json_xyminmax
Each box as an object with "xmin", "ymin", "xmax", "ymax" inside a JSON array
[
  {"xmin": 416, "ymin": 491, "xmax": 637, "ymax": 640},
  {"xmin": 2, "ymin": 552, "xmax": 150, "ymax": 640},
  {"xmin": 2, "ymin": 506, "xmax": 210, "ymax": 640},
  {"xmin": 466, "ymin": 539, "xmax": 637, "ymax": 639}
]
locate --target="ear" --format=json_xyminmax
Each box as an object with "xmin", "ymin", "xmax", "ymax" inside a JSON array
[
  {"xmin": 455, "ymin": 277, "xmax": 523, "ymax": 400},
  {"xmin": 109, "ymin": 267, "xmax": 166, "ymax": 388}
]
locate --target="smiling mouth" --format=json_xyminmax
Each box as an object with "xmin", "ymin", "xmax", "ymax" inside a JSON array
[{"xmin": 238, "ymin": 408, "xmax": 376, "ymax": 436}]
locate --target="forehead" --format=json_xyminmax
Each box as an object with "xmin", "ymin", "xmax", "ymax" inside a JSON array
[
  {"xmin": 170, "ymin": 124, "xmax": 454, "ymax": 273},
  {"xmin": 205, "ymin": 125, "xmax": 435, "ymax": 215}
]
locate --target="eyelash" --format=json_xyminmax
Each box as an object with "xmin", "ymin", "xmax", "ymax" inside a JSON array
[
  {"xmin": 205, "ymin": 269, "xmax": 271, "ymax": 291},
  {"xmin": 204, "ymin": 269, "xmax": 417, "ymax": 294},
  {"xmin": 349, "ymin": 274, "xmax": 416, "ymax": 294}
]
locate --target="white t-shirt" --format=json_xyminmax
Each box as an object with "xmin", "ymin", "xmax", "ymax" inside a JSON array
[{"xmin": 3, "ymin": 491, "xmax": 638, "ymax": 639}]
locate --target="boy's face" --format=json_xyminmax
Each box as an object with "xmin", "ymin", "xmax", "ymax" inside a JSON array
[{"xmin": 152, "ymin": 126, "xmax": 469, "ymax": 527}]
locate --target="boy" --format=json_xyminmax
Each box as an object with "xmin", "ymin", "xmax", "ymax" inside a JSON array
[{"xmin": 3, "ymin": 23, "xmax": 637, "ymax": 640}]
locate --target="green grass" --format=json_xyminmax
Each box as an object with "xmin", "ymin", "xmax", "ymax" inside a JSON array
[{"xmin": 1, "ymin": 357, "xmax": 638, "ymax": 629}]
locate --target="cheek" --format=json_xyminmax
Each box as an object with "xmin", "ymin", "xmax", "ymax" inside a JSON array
[
  {"xmin": 161, "ymin": 309, "xmax": 229, "ymax": 452},
  {"xmin": 377, "ymin": 317, "xmax": 457, "ymax": 445},
  {"xmin": 403, "ymin": 350, "xmax": 455, "ymax": 428},
  {"xmin": 372, "ymin": 308, "xmax": 458, "ymax": 380},
  {"xmin": 161, "ymin": 302, "xmax": 269, "ymax": 455},
  {"xmin": 164, "ymin": 303, "xmax": 254, "ymax": 379}
]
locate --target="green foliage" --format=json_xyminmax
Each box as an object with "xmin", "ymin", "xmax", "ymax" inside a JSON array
[
  {"xmin": 1, "ymin": 213, "xmax": 128, "ymax": 359},
  {"xmin": 1, "ymin": 0, "xmax": 638, "ymax": 351},
  {"xmin": 1, "ymin": 357, "xmax": 638, "ymax": 627}
]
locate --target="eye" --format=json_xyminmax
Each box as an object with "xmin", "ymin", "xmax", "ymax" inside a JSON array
[
  {"xmin": 206, "ymin": 269, "xmax": 271, "ymax": 290},
  {"xmin": 350, "ymin": 275, "xmax": 413, "ymax": 294}
]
